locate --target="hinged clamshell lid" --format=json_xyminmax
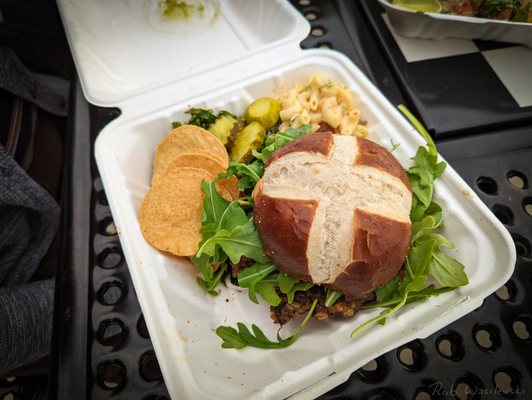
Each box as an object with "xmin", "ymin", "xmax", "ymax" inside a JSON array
[{"xmin": 57, "ymin": 0, "xmax": 310, "ymax": 107}]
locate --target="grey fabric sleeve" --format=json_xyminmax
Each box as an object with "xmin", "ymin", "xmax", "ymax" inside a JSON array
[
  {"xmin": 0, "ymin": 143, "xmax": 60, "ymax": 285},
  {"xmin": 0, "ymin": 278, "xmax": 55, "ymax": 375},
  {"xmin": 0, "ymin": 143, "xmax": 60, "ymax": 374}
]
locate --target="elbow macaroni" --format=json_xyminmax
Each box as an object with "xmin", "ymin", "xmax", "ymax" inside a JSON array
[{"xmin": 277, "ymin": 73, "xmax": 367, "ymax": 137}]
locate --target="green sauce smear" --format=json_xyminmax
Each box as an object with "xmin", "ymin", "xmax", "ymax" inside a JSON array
[{"xmin": 159, "ymin": 0, "xmax": 205, "ymax": 21}]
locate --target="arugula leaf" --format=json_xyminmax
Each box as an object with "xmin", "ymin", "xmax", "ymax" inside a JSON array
[
  {"xmin": 286, "ymin": 283, "xmax": 314, "ymax": 304},
  {"xmin": 429, "ymin": 248, "xmax": 468, "ymax": 287},
  {"xmin": 237, "ymin": 263, "xmax": 277, "ymax": 304},
  {"xmin": 407, "ymin": 238, "xmax": 437, "ymax": 278},
  {"xmin": 239, "ymin": 261, "xmax": 313, "ymax": 306},
  {"xmin": 196, "ymin": 219, "xmax": 266, "ymax": 265},
  {"xmin": 362, "ymin": 285, "xmax": 456, "ymax": 309},
  {"xmin": 375, "ymin": 276, "xmax": 400, "ymax": 304},
  {"xmin": 411, "ymin": 146, "xmax": 446, "ymax": 179},
  {"xmin": 407, "ymin": 147, "xmax": 446, "ymax": 212},
  {"xmin": 255, "ymin": 125, "xmax": 312, "ymax": 161},
  {"xmin": 427, "ymin": 233, "xmax": 454, "ymax": 249},
  {"xmin": 216, "ymin": 325, "xmax": 248, "ymax": 349},
  {"xmin": 255, "ymin": 281, "xmax": 282, "ymax": 307},
  {"xmin": 192, "ymin": 181, "xmax": 267, "ymax": 293},
  {"xmin": 237, "ymin": 263, "xmax": 277, "ymax": 288},
  {"xmin": 224, "ymin": 160, "xmax": 264, "ymax": 190},
  {"xmin": 237, "ymin": 266, "xmax": 304, "ymax": 307},
  {"xmin": 277, "ymin": 272, "xmax": 299, "ymax": 294},
  {"xmin": 325, "ymin": 288, "xmax": 343, "ymax": 307},
  {"xmin": 200, "ymin": 180, "xmax": 231, "ymax": 225},
  {"xmin": 216, "ymin": 299, "xmax": 318, "ymax": 349},
  {"xmin": 196, "ymin": 263, "xmax": 228, "ymax": 296}
]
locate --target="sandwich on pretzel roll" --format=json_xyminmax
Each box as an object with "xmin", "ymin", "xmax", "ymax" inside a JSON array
[{"xmin": 253, "ymin": 131, "xmax": 413, "ymax": 302}]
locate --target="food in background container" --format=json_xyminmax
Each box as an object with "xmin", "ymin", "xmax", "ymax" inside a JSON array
[
  {"xmin": 391, "ymin": 0, "xmax": 443, "ymax": 12},
  {"xmin": 392, "ymin": 0, "xmax": 532, "ymax": 22},
  {"xmin": 380, "ymin": 0, "xmax": 532, "ymax": 48}
]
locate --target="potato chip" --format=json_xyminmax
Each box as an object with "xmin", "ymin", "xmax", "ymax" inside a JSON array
[
  {"xmin": 153, "ymin": 125, "xmax": 228, "ymax": 180},
  {"xmin": 139, "ymin": 166, "xmax": 239, "ymax": 256},
  {"xmin": 215, "ymin": 174, "xmax": 240, "ymax": 202},
  {"xmin": 152, "ymin": 150, "xmax": 227, "ymax": 186}
]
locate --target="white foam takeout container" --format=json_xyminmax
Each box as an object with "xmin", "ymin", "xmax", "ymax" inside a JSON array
[
  {"xmin": 57, "ymin": 1, "xmax": 516, "ymax": 399},
  {"xmin": 378, "ymin": 0, "xmax": 532, "ymax": 48}
]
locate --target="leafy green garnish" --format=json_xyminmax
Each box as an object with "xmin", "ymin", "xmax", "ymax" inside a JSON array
[
  {"xmin": 513, "ymin": 2, "xmax": 531, "ymax": 21},
  {"xmin": 216, "ymin": 299, "xmax": 318, "ymax": 349},
  {"xmin": 224, "ymin": 160, "xmax": 264, "ymax": 190},
  {"xmin": 237, "ymin": 264, "xmax": 314, "ymax": 307},
  {"xmin": 192, "ymin": 180, "xmax": 267, "ymax": 290},
  {"xmin": 480, "ymin": 0, "xmax": 518, "ymax": 18},
  {"xmin": 351, "ymin": 106, "xmax": 468, "ymax": 336},
  {"xmin": 186, "ymin": 108, "xmax": 217, "ymax": 129},
  {"xmin": 390, "ymin": 139, "xmax": 401, "ymax": 152},
  {"xmin": 285, "ymin": 283, "xmax": 314, "ymax": 304},
  {"xmin": 253, "ymin": 125, "xmax": 312, "ymax": 161},
  {"xmin": 237, "ymin": 262, "xmax": 278, "ymax": 304},
  {"xmin": 325, "ymin": 288, "xmax": 343, "ymax": 307},
  {"xmin": 196, "ymin": 210, "xmax": 266, "ymax": 265},
  {"xmin": 196, "ymin": 263, "xmax": 227, "ymax": 296},
  {"xmin": 362, "ymin": 285, "xmax": 456, "ymax": 309},
  {"xmin": 171, "ymin": 108, "xmax": 238, "ymax": 130},
  {"xmin": 277, "ymin": 272, "xmax": 299, "ymax": 293}
]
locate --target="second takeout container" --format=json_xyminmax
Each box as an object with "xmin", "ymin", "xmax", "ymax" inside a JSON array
[
  {"xmin": 57, "ymin": 1, "xmax": 516, "ymax": 399},
  {"xmin": 378, "ymin": 0, "xmax": 532, "ymax": 48}
]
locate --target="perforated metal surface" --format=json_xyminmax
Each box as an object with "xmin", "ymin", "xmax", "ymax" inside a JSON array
[
  {"xmin": 48, "ymin": 1, "xmax": 531, "ymax": 400},
  {"xmin": 89, "ymin": 172, "xmax": 169, "ymax": 400},
  {"xmin": 0, "ymin": 377, "xmax": 48, "ymax": 400}
]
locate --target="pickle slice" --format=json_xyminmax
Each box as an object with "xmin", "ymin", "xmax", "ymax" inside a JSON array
[
  {"xmin": 244, "ymin": 98, "xmax": 280, "ymax": 129},
  {"xmin": 230, "ymin": 122, "xmax": 266, "ymax": 163},
  {"xmin": 208, "ymin": 113, "xmax": 238, "ymax": 146},
  {"xmin": 392, "ymin": 0, "xmax": 442, "ymax": 12}
]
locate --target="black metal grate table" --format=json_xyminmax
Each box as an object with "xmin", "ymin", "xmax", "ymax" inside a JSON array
[{"xmin": 48, "ymin": 1, "xmax": 532, "ymax": 400}]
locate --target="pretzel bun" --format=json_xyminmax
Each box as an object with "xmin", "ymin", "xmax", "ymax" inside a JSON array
[{"xmin": 253, "ymin": 131, "xmax": 412, "ymax": 301}]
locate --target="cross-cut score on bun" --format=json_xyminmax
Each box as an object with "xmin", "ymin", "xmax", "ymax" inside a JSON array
[{"xmin": 253, "ymin": 131, "xmax": 413, "ymax": 301}]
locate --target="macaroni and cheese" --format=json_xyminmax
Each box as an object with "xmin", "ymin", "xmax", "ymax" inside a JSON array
[{"xmin": 277, "ymin": 73, "xmax": 368, "ymax": 137}]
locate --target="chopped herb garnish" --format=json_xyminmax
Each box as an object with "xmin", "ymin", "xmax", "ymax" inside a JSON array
[
  {"xmin": 171, "ymin": 108, "xmax": 238, "ymax": 130},
  {"xmin": 390, "ymin": 139, "xmax": 401, "ymax": 152}
]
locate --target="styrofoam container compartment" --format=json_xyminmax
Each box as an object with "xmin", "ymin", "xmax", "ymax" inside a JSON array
[
  {"xmin": 378, "ymin": 0, "xmax": 532, "ymax": 48},
  {"xmin": 58, "ymin": 1, "xmax": 516, "ymax": 399}
]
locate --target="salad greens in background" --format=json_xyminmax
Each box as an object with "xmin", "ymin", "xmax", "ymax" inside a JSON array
[
  {"xmin": 175, "ymin": 104, "xmax": 468, "ymax": 349},
  {"xmin": 392, "ymin": 0, "xmax": 532, "ymax": 23}
]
